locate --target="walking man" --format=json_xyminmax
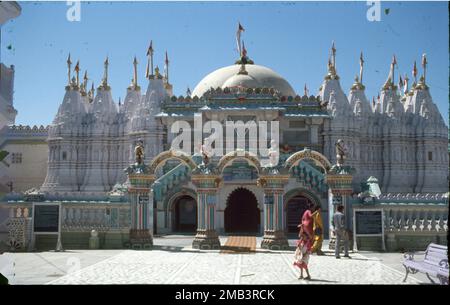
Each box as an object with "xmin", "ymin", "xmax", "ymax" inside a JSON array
[{"xmin": 332, "ymin": 205, "xmax": 351, "ymax": 259}]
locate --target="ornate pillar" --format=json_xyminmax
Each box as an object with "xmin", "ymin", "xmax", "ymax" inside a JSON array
[
  {"xmin": 258, "ymin": 174, "xmax": 290, "ymax": 250},
  {"xmin": 325, "ymin": 166, "xmax": 354, "ymax": 250},
  {"xmin": 127, "ymin": 173, "xmax": 155, "ymax": 249},
  {"xmin": 191, "ymin": 174, "xmax": 221, "ymax": 250}
]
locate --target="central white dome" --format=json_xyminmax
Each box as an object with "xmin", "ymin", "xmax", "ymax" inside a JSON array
[{"xmin": 192, "ymin": 64, "xmax": 296, "ymax": 97}]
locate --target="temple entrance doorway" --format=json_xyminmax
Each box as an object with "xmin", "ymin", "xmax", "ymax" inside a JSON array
[
  {"xmin": 285, "ymin": 195, "xmax": 314, "ymax": 233},
  {"xmin": 173, "ymin": 195, "xmax": 197, "ymax": 232},
  {"xmin": 224, "ymin": 188, "xmax": 260, "ymax": 233}
]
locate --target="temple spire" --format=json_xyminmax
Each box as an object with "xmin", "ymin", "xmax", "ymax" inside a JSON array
[
  {"xmin": 359, "ymin": 51, "xmax": 364, "ymax": 84},
  {"xmin": 81, "ymin": 70, "xmax": 88, "ymax": 95},
  {"xmin": 146, "ymin": 40, "xmax": 154, "ymax": 79},
  {"xmin": 100, "ymin": 56, "xmax": 109, "ymax": 89},
  {"xmin": 331, "ymin": 41, "xmax": 336, "ymax": 69},
  {"xmin": 325, "ymin": 41, "xmax": 338, "ymax": 79},
  {"xmin": 66, "ymin": 53, "xmax": 72, "ymax": 87},
  {"xmin": 403, "ymin": 74, "xmax": 409, "ymax": 95},
  {"xmin": 83, "ymin": 70, "xmax": 88, "ymax": 89},
  {"xmin": 133, "ymin": 56, "xmax": 139, "ymax": 89},
  {"xmin": 74, "ymin": 60, "xmax": 80, "ymax": 87},
  {"xmin": 186, "ymin": 87, "xmax": 192, "ymax": 97},
  {"xmin": 392, "ymin": 54, "xmax": 397, "ymax": 86},
  {"xmin": 236, "ymin": 22, "xmax": 245, "ymax": 57},
  {"xmin": 421, "ymin": 53, "xmax": 427, "ymax": 84},
  {"xmin": 304, "ymin": 83, "xmax": 309, "ymax": 96},
  {"xmin": 164, "ymin": 51, "xmax": 169, "ymax": 83},
  {"xmin": 412, "ymin": 61, "xmax": 418, "ymax": 86},
  {"xmin": 383, "ymin": 54, "xmax": 397, "ymax": 90}
]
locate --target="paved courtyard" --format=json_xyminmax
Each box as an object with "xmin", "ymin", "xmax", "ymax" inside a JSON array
[{"xmin": 0, "ymin": 236, "xmax": 431, "ymax": 285}]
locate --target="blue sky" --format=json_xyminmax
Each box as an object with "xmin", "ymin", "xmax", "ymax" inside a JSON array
[{"xmin": 1, "ymin": 1, "xmax": 448, "ymax": 126}]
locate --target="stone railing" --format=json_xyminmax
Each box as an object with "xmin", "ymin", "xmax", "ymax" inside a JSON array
[
  {"xmin": 383, "ymin": 204, "xmax": 448, "ymax": 233},
  {"xmin": 379, "ymin": 193, "xmax": 448, "ymax": 203},
  {"xmin": 1, "ymin": 201, "xmax": 131, "ymax": 234},
  {"xmin": 61, "ymin": 202, "xmax": 131, "ymax": 232}
]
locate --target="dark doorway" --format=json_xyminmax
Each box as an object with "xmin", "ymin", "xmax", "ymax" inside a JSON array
[
  {"xmin": 286, "ymin": 195, "xmax": 313, "ymax": 233},
  {"xmin": 173, "ymin": 195, "xmax": 197, "ymax": 232},
  {"xmin": 225, "ymin": 188, "xmax": 260, "ymax": 233}
]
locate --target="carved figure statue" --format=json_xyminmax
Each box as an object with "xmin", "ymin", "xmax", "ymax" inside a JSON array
[
  {"xmin": 335, "ymin": 139, "xmax": 347, "ymax": 166},
  {"xmin": 135, "ymin": 140, "xmax": 145, "ymax": 165}
]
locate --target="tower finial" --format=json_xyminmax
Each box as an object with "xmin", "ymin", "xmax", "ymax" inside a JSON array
[
  {"xmin": 421, "ymin": 53, "xmax": 427, "ymax": 84},
  {"xmin": 403, "ymin": 73, "xmax": 409, "ymax": 95},
  {"xmin": 74, "ymin": 60, "xmax": 80, "ymax": 87},
  {"xmin": 359, "ymin": 51, "xmax": 364, "ymax": 84},
  {"xmin": 81, "ymin": 70, "xmax": 88, "ymax": 95},
  {"xmin": 164, "ymin": 50, "xmax": 169, "ymax": 83},
  {"xmin": 146, "ymin": 40, "xmax": 154, "ymax": 79},
  {"xmin": 236, "ymin": 22, "xmax": 245, "ymax": 58},
  {"xmin": 66, "ymin": 53, "xmax": 72, "ymax": 87},
  {"xmin": 398, "ymin": 74, "xmax": 403, "ymax": 93},
  {"xmin": 101, "ymin": 56, "xmax": 109, "ymax": 88},
  {"xmin": 304, "ymin": 83, "xmax": 309, "ymax": 96},
  {"xmin": 325, "ymin": 41, "xmax": 338, "ymax": 79},
  {"xmin": 83, "ymin": 70, "xmax": 88, "ymax": 87},
  {"xmin": 412, "ymin": 60, "xmax": 418, "ymax": 86},
  {"xmin": 383, "ymin": 54, "xmax": 397, "ymax": 90},
  {"xmin": 331, "ymin": 41, "xmax": 336, "ymax": 68},
  {"xmin": 392, "ymin": 54, "xmax": 397, "ymax": 85},
  {"xmin": 133, "ymin": 56, "xmax": 139, "ymax": 89}
]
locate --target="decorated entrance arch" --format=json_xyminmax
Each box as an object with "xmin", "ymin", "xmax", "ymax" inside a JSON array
[{"xmin": 125, "ymin": 144, "xmax": 353, "ymax": 251}]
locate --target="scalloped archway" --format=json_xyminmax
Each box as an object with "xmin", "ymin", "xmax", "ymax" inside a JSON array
[
  {"xmin": 284, "ymin": 148, "xmax": 331, "ymax": 172},
  {"xmin": 147, "ymin": 150, "xmax": 197, "ymax": 175},
  {"xmin": 217, "ymin": 150, "xmax": 262, "ymax": 174}
]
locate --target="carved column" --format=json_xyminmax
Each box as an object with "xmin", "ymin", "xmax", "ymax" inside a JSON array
[
  {"xmin": 259, "ymin": 174, "xmax": 290, "ymax": 250},
  {"xmin": 127, "ymin": 173, "xmax": 155, "ymax": 249},
  {"xmin": 325, "ymin": 167, "xmax": 354, "ymax": 251},
  {"xmin": 191, "ymin": 174, "xmax": 221, "ymax": 250}
]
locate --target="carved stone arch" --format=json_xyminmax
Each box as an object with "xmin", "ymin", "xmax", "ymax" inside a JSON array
[
  {"xmin": 217, "ymin": 150, "xmax": 262, "ymax": 174},
  {"xmin": 284, "ymin": 148, "xmax": 331, "ymax": 172},
  {"xmin": 166, "ymin": 188, "xmax": 198, "ymax": 233},
  {"xmin": 283, "ymin": 188, "xmax": 322, "ymax": 209},
  {"xmin": 147, "ymin": 150, "xmax": 197, "ymax": 175},
  {"xmin": 165, "ymin": 187, "xmax": 198, "ymax": 212}
]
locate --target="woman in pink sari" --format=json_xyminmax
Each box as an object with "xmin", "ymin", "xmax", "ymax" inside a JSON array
[
  {"xmin": 293, "ymin": 205, "xmax": 315, "ymax": 279},
  {"xmin": 293, "ymin": 224, "xmax": 312, "ymax": 279},
  {"xmin": 301, "ymin": 205, "xmax": 314, "ymax": 240}
]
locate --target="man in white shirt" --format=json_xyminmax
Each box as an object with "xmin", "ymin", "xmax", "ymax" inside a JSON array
[{"xmin": 332, "ymin": 204, "xmax": 351, "ymax": 259}]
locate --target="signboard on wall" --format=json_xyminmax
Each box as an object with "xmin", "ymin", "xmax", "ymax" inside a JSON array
[
  {"xmin": 31, "ymin": 202, "xmax": 63, "ymax": 251},
  {"xmin": 33, "ymin": 204, "xmax": 59, "ymax": 233},
  {"xmin": 352, "ymin": 208, "xmax": 385, "ymax": 251},
  {"xmin": 355, "ymin": 210, "xmax": 383, "ymax": 235}
]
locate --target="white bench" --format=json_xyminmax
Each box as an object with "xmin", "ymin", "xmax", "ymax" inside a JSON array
[{"xmin": 403, "ymin": 243, "xmax": 449, "ymax": 285}]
